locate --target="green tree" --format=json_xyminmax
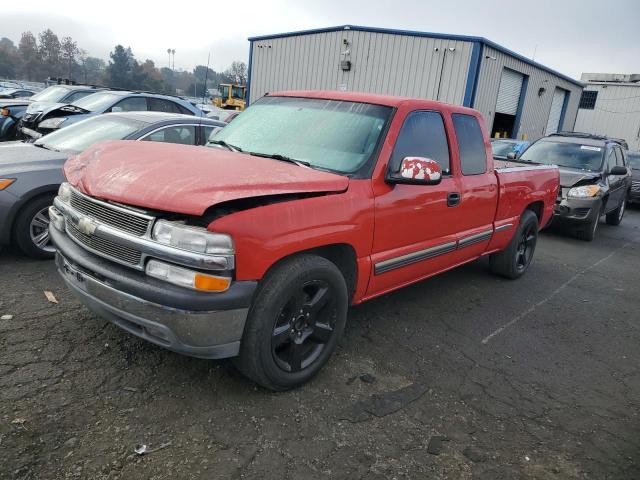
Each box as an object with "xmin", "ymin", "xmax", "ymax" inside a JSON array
[
  {"xmin": 38, "ymin": 29, "xmax": 62, "ymax": 77},
  {"xmin": 0, "ymin": 37, "xmax": 19, "ymax": 79},
  {"xmin": 80, "ymin": 56, "xmax": 106, "ymax": 85},
  {"xmin": 60, "ymin": 36, "xmax": 80, "ymax": 79},
  {"xmin": 18, "ymin": 32, "xmax": 40, "ymax": 81},
  {"xmin": 106, "ymin": 45, "xmax": 133, "ymax": 88}
]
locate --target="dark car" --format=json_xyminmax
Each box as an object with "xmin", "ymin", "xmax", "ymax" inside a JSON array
[
  {"xmin": 490, "ymin": 138, "xmax": 530, "ymax": 160},
  {"xmin": 627, "ymin": 151, "xmax": 640, "ymax": 204},
  {"xmin": 1, "ymin": 99, "xmax": 33, "ymax": 141},
  {"xmin": 518, "ymin": 132, "xmax": 631, "ymax": 241},
  {"xmin": 0, "ymin": 112, "xmax": 225, "ymax": 258},
  {"xmin": 0, "ymin": 88, "xmax": 37, "ymax": 99},
  {"xmin": 17, "ymin": 85, "xmax": 107, "ymax": 139},
  {"xmin": 20, "ymin": 90, "xmax": 205, "ymax": 140}
]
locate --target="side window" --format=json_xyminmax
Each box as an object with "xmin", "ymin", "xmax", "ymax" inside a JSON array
[
  {"xmin": 175, "ymin": 103, "xmax": 195, "ymax": 115},
  {"xmin": 112, "ymin": 97, "xmax": 148, "ymax": 112},
  {"xmin": 452, "ymin": 114, "xmax": 487, "ymax": 175},
  {"xmin": 614, "ymin": 147, "xmax": 625, "ymax": 166},
  {"xmin": 390, "ymin": 111, "xmax": 450, "ymax": 174},
  {"xmin": 606, "ymin": 149, "xmax": 617, "ymax": 171},
  {"xmin": 148, "ymin": 98, "xmax": 181, "ymax": 114},
  {"xmin": 66, "ymin": 91, "xmax": 94, "ymax": 103},
  {"xmin": 142, "ymin": 125, "xmax": 196, "ymax": 145}
]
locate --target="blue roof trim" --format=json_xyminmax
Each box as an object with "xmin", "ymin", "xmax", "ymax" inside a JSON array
[
  {"xmin": 248, "ymin": 24, "xmax": 583, "ymax": 88},
  {"xmin": 246, "ymin": 41, "xmax": 253, "ymax": 106},
  {"xmin": 463, "ymin": 42, "xmax": 481, "ymax": 107}
]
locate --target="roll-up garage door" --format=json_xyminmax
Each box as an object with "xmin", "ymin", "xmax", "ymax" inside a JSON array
[
  {"xmin": 496, "ymin": 69, "xmax": 525, "ymax": 115},
  {"xmin": 545, "ymin": 88, "xmax": 567, "ymax": 135}
]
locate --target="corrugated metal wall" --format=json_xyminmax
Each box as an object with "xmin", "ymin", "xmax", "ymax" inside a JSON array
[
  {"xmin": 249, "ymin": 30, "xmax": 474, "ymax": 105},
  {"xmin": 473, "ymin": 45, "xmax": 582, "ymax": 142},
  {"xmin": 574, "ymin": 84, "xmax": 640, "ymax": 151}
]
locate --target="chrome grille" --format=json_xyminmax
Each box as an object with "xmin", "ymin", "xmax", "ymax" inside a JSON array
[
  {"xmin": 70, "ymin": 190, "xmax": 151, "ymax": 236},
  {"xmin": 66, "ymin": 221, "xmax": 142, "ymax": 266},
  {"xmin": 632, "ymin": 181, "xmax": 640, "ymax": 193}
]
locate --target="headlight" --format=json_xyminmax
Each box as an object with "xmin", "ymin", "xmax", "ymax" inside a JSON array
[
  {"xmin": 39, "ymin": 117, "xmax": 67, "ymax": 129},
  {"xmin": 146, "ymin": 260, "xmax": 231, "ymax": 292},
  {"xmin": 567, "ymin": 185, "xmax": 601, "ymax": 198},
  {"xmin": 1, "ymin": 108, "xmax": 10, "ymax": 117},
  {"xmin": 152, "ymin": 220, "xmax": 234, "ymax": 254},
  {"xmin": 0, "ymin": 178, "xmax": 16, "ymax": 190},
  {"xmin": 58, "ymin": 182, "xmax": 72, "ymax": 202}
]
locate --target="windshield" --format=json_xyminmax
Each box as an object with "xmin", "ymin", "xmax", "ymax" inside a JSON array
[
  {"xmin": 72, "ymin": 92, "xmax": 121, "ymax": 112},
  {"xmin": 34, "ymin": 115, "xmax": 147, "ymax": 153},
  {"xmin": 520, "ymin": 140, "xmax": 604, "ymax": 171},
  {"xmin": 30, "ymin": 86, "xmax": 71, "ymax": 103},
  {"xmin": 220, "ymin": 85, "xmax": 230, "ymax": 99},
  {"xmin": 628, "ymin": 153, "xmax": 640, "ymax": 169},
  {"xmin": 232, "ymin": 86, "xmax": 244, "ymax": 99},
  {"xmin": 211, "ymin": 96, "xmax": 392, "ymax": 173}
]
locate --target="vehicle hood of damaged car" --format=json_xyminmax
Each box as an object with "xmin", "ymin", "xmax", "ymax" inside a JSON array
[
  {"xmin": 558, "ymin": 167, "xmax": 601, "ymax": 188},
  {"xmin": 64, "ymin": 140, "xmax": 350, "ymax": 216},
  {"xmin": 0, "ymin": 141, "xmax": 68, "ymax": 177}
]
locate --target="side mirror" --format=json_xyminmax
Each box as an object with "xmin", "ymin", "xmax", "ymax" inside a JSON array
[
  {"xmin": 506, "ymin": 152, "xmax": 517, "ymax": 160},
  {"xmin": 387, "ymin": 157, "xmax": 442, "ymax": 185},
  {"xmin": 610, "ymin": 165, "xmax": 628, "ymax": 176}
]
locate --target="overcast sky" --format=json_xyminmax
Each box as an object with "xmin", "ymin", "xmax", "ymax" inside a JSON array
[{"xmin": 3, "ymin": 0, "xmax": 639, "ymax": 78}]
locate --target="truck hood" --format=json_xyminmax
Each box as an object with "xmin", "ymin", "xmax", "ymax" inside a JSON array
[
  {"xmin": 559, "ymin": 167, "xmax": 601, "ymax": 188},
  {"xmin": 64, "ymin": 141, "xmax": 350, "ymax": 216},
  {"xmin": 0, "ymin": 142, "xmax": 68, "ymax": 176}
]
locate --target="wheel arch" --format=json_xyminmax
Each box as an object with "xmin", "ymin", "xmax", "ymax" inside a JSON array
[
  {"xmin": 5, "ymin": 186, "xmax": 58, "ymax": 244},
  {"xmin": 259, "ymin": 243, "xmax": 358, "ymax": 303}
]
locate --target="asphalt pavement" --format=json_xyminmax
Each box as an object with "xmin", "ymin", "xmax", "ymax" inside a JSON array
[{"xmin": 1, "ymin": 209, "xmax": 639, "ymax": 479}]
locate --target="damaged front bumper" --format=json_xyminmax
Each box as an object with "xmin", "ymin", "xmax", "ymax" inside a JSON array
[
  {"xmin": 50, "ymin": 210, "xmax": 257, "ymax": 359},
  {"xmin": 552, "ymin": 195, "xmax": 601, "ymax": 225}
]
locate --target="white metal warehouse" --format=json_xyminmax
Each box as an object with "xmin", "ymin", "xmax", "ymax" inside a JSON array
[
  {"xmin": 246, "ymin": 25, "xmax": 584, "ymax": 142},
  {"xmin": 575, "ymin": 73, "xmax": 640, "ymax": 151}
]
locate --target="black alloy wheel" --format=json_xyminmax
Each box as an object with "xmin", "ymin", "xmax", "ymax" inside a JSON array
[
  {"xmin": 271, "ymin": 279, "xmax": 336, "ymax": 372},
  {"xmin": 515, "ymin": 222, "xmax": 536, "ymax": 273}
]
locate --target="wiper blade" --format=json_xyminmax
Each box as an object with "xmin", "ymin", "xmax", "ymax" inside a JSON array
[
  {"xmin": 209, "ymin": 140, "xmax": 242, "ymax": 152},
  {"xmin": 249, "ymin": 152, "xmax": 310, "ymax": 167}
]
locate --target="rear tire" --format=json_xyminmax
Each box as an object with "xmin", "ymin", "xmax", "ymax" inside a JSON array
[
  {"xmin": 490, "ymin": 210, "xmax": 538, "ymax": 280},
  {"xmin": 14, "ymin": 195, "xmax": 56, "ymax": 259},
  {"xmin": 576, "ymin": 204, "xmax": 601, "ymax": 241},
  {"xmin": 605, "ymin": 196, "xmax": 626, "ymax": 226},
  {"xmin": 234, "ymin": 254, "xmax": 348, "ymax": 391}
]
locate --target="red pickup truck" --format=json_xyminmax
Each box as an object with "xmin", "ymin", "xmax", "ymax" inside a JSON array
[{"xmin": 49, "ymin": 91, "xmax": 559, "ymax": 390}]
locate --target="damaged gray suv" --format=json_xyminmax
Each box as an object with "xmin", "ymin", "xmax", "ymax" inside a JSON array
[{"xmin": 514, "ymin": 132, "xmax": 631, "ymax": 241}]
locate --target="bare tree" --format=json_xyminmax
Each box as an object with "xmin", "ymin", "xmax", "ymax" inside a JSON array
[{"xmin": 225, "ymin": 61, "xmax": 247, "ymax": 85}]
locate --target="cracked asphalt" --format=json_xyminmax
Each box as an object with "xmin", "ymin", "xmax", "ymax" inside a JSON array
[{"xmin": 1, "ymin": 209, "xmax": 639, "ymax": 479}]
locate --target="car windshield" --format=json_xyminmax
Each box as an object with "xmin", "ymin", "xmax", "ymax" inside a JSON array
[
  {"xmin": 72, "ymin": 92, "xmax": 121, "ymax": 112},
  {"xmin": 220, "ymin": 85, "xmax": 230, "ymax": 99},
  {"xmin": 628, "ymin": 153, "xmax": 640, "ymax": 169},
  {"xmin": 34, "ymin": 115, "xmax": 148, "ymax": 153},
  {"xmin": 30, "ymin": 86, "xmax": 71, "ymax": 103},
  {"xmin": 519, "ymin": 140, "xmax": 604, "ymax": 171},
  {"xmin": 210, "ymin": 96, "xmax": 392, "ymax": 173},
  {"xmin": 491, "ymin": 141, "xmax": 519, "ymax": 157}
]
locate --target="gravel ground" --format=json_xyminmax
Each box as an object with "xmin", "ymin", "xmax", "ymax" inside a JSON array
[{"xmin": 1, "ymin": 209, "xmax": 639, "ymax": 479}]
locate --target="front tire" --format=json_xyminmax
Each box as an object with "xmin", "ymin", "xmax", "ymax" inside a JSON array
[
  {"xmin": 234, "ymin": 254, "xmax": 348, "ymax": 391},
  {"xmin": 490, "ymin": 210, "xmax": 539, "ymax": 279},
  {"xmin": 605, "ymin": 195, "xmax": 626, "ymax": 226},
  {"xmin": 14, "ymin": 195, "xmax": 56, "ymax": 259}
]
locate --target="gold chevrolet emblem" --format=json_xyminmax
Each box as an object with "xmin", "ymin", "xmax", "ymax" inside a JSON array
[{"xmin": 77, "ymin": 217, "xmax": 97, "ymax": 236}]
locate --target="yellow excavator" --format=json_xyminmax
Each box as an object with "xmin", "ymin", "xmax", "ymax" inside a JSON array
[{"xmin": 214, "ymin": 84, "xmax": 246, "ymax": 110}]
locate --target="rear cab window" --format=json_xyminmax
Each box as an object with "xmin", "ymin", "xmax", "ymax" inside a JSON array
[
  {"xmin": 452, "ymin": 114, "xmax": 487, "ymax": 175},
  {"xmin": 390, "ymin": 111, "xmax": 451, "ymax": 175}
]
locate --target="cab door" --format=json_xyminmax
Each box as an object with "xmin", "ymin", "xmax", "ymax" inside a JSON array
[
  {"xmin": 449, "ymin": 113, "xmax": 499, "ymax": 255},
  {"xmin": 367, "ymin": 110, "xmax": 463, "ymax": 297}
]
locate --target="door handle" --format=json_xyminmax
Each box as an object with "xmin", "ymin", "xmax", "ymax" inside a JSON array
[{"xmin": 447, "ymin": 192, "xmax": 461, "ymax": 207}]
